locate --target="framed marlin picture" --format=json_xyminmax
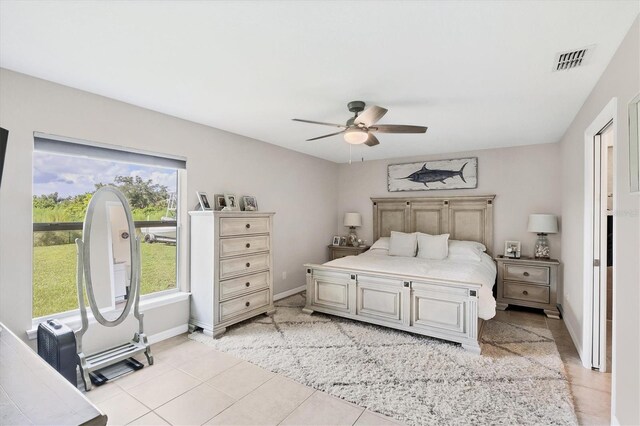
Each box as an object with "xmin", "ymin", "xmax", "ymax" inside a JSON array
[{"xmin": 387, "ymin": 157, "xmax": 478, "ymax": 192}]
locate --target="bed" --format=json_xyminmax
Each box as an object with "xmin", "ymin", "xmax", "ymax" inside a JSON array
[{"xmin": 303, "ymin": 195, "xmax": 496, "ymax": 354}]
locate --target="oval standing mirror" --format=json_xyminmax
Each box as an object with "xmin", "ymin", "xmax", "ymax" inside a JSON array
[{"xmin": 82, "ymin": 186, "xmax": 138, "ymax": 326}]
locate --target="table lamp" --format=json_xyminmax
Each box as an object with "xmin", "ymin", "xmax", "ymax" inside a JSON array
[
  {"xmin": 527, "ymin": 214, "xmax": 558, "ymax": 258},
  {"xmin": 344, "ymin": 213, "xmax": 362, "ymax": 247}
]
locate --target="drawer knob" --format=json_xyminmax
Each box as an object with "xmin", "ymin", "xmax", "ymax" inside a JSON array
[
  {"xmin": 246, "ymin": 262, "xmax": 251, "ymax": 268},
  {"xmin": 523, "ymin": 290, "xmax": 529, "ymax": 296},
  {"xmin": 245, "ymin": 282, "xmax": 250, "ymax": 287},
  {"xmin": 245, "ymin": 301, "xmax": 250, "ymax": 307},
  {"xmin": 246, "ymin": 243, "xmax": 251, "ymax": 248},
  {"xmin": 246, "ymin": 223, "xmax": 251, "ymax": 229},
  {"xmin": 523, "ymin": 272, "xmax": 530, "ymax": 277}
]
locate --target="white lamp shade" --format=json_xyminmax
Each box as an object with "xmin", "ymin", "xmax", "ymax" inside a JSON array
[
  {"xmin": 344, "ymin": 212, "xmax": 362, "ymax": 227},
  {"xmin": 527, "ymin": 214, "xmax": 558, "ymax": 233}
]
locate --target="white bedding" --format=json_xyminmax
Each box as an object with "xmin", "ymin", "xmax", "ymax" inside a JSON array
[{"xmin": 325, "ymin": 249, "xmax": 497, "ymax": 320}]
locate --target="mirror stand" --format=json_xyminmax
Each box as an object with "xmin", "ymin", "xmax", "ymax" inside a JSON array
[{"xmin": 74, "ymin": 187, "xmax": 153, "ymax": 391}]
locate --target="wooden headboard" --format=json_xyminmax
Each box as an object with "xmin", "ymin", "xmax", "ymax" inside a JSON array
[{"xmin": 372, "ymin": 195, "xmax": 496, "ymax": 255}]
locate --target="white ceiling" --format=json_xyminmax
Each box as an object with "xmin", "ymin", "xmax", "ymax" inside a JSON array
[{"xmin": 1, "ymin": 1, "xmax": 638, "ymax": 163}]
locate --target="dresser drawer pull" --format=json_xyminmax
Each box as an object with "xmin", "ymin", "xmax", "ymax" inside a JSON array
[
  {"xmin": 246, "ymin": 262, "xmax": 251, "ymax": 268},
  {"xmin": 245, "ymin": 301, "xmax": 251, "ymax": 307},
  {"xmin": 523, "ymin": 290, "xmax": 529, "ymax": 295},
  {"xmin": 523, "ymin": 272, "xmax": 530, "ymax": 277},
  {"xmin": 246, "ymin": 243, "xmax": 251, "ymax": 248},
  {"xmin": 246, "ymin": 223, "xmax": 251, "ymax": 229},
  {"xmin": 245, "ymin": 282, "xmax": 250, "ymax": 287}
]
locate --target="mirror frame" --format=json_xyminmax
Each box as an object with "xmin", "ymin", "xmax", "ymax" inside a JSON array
[
  {"xmin": 629, "ymin": 93, "xmax": 640, "ymax": 193},
  {"xmin": 82, "ymin": 186, "xmax": 139, "ymax": 327}
]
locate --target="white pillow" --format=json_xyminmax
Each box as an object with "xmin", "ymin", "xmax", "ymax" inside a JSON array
[
  {"xmin": 370, "ymin": 237, "xmax": 390, "ymax": 251},
  {"xmin": 448, "ymin": 240, "xmax": 486, "ymax": 261},
  {"xmin": 389, "ymin": 231, "xmax": 417, "ymax": 257},
  {"xmin": 416, "ymin": 233, "xmax": 449, "ymax": 260}
]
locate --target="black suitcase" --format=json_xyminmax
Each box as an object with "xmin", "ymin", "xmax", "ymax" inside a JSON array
[{"xmin": 37, "ymin": 319, "xmax": 77, "ymax": 386}]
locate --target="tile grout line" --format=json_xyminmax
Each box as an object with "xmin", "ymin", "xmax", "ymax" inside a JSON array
[{"xmin": 276, "ymin": 390, "xmax": 318, "ymax": 426}]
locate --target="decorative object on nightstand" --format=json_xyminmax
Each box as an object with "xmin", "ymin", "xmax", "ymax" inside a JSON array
[
  {"xmin": 328, "ymin": 244, "xmax": 368, "ymax": 260},
  {"xmin": 527, "ymin": 214, "xmax": 558, "ymax": 258},
  {"xmin": 503, "ymin": 240, "xmax": 521, "ymax": 258},
  {"xmin": 495, "ymin": 256, "xmax": 561, "ymax": 319},
  {"xmin": 344, "ymin": 212, "xmax": 362, "ymax": 246}
]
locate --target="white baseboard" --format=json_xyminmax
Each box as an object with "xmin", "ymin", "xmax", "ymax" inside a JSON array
[
  {"xmin": 611, "ymin": 414, "xmax": 619, "ymax": 426},
  {"xmin": 557, "ymin": 304, "xmax": 586, "ymax": 367},
  {"xmin": 148, "ymin": 324, "xmax": 189, "ymax": 344},
  {"xmin": 274, "ymin": 285, "xmax": 305, "ymax": 301}
]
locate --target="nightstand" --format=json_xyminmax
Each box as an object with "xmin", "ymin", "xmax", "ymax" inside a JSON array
[
  {"xmin": 328, "ymin": 245, "xmax": 369, "ymax": 260},
  {"xmin": 495, "ymin": 256, "xmax": 561, "ymax": 319}
]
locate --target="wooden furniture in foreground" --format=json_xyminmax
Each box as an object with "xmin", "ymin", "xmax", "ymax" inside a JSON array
[
  {"xmin": 189, "ymin": 211, "xmax": 275, "ymax": 337},
  {"xmin": 0, "ymin": 322, "xmax": 107, "ymax": 425},
  {"xmin": 304, "ymin": 195, "xmax": 495, "ymax": 354},
  {"xmin": 328, "ymin": 244, "xmax": 369, "ymax": 260},
  {"xmin": 495, "ymin": 256, "xmax": 560, "ymax": 319}
]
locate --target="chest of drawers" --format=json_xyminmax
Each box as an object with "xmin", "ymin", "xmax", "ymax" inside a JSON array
[
  {"xmin": 189, "ymin": 211, "xmax": 275, "ymax": 337},
  {"xmin": 495, "ymin": 256, "xmax": 560, "ymax": 319}
]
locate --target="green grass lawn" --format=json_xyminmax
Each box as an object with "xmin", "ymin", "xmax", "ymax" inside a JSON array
[{"xmin": 33, "ymin": 242, "xmax": 176, "ymax": 318}]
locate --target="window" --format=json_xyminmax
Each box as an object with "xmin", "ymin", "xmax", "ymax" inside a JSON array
[{"xmin": 32, "ymin": 133, "xmax": 185, "ymax": 319}]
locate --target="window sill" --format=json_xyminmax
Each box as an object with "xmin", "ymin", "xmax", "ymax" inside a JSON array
[{"xmin": 26, "ymin": 291, "xmax": 190, "ymax": 340}]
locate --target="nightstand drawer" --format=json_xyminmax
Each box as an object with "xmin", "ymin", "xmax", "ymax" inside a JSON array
[
  {"xmin": 332, "ymin": 249, "xmax": 354, "ymax": 259},
  {"xmin": 504, "ymin": 264, "xmax": 549, "ymax": 285},
  {"xmin": 503, "ymin": 282, "xmax": 550, "ymax": 304}
]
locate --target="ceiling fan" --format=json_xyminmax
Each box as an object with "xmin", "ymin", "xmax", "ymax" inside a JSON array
[{"xmin": 292, "ymin": 101, "xmax": 428, "ymax": 147}]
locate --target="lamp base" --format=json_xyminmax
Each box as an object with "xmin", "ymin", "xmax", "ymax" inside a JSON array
[
  {"xmin": 534, "ymin": 233, "xmax": 550, "ymax": 259},
  {"xmin": 347, "ymin": 227, "xmax": 359, "ymax": 247}
]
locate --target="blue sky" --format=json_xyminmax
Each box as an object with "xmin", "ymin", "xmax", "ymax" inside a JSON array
[{"xmin": 33, "ymin": 152, "xmax": 177, "ymax": 198}]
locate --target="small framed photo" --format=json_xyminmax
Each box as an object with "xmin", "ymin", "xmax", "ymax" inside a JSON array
[
  {"xmin": 224, "ymin": 193, "xmax": 240, "ymax": 211},
  {"xmin": 339, "ymin": 236, "xmax": 347, "ymax": 246},
  {"xmin": 214, "ymin": 194, "xmax": 226, "ymax": 211},
  {"xmin": 242, "ymin": 196, "xmax": 258, "ymax": 211},
  {"xmin": 331, "ymin": 236, "xmax": 340, "ymax": 246},
  {"xmin": 196, "ymin": 191, "xmax": 212, "ymax": 210},
  {"xmin": 504, "ymin": 240, "xmax": 521, "ymax": 258}
]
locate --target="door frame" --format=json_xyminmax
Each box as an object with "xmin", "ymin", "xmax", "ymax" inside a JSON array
[{"xmin": 582, "ymin": 97, "xmax": 617, "ymax": 374}]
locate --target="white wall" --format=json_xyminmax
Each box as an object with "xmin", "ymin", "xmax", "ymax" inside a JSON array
[
  {"xmin": 0, "ymin": 68, "xmax": 338, "ymax": 352},
  {"xmin": 336, "ymin": 143, "xmax": 562, "ymax": 261},
  {"xmin": 559, "ymin": 17, "xmax": 639, "ymax": 425}
]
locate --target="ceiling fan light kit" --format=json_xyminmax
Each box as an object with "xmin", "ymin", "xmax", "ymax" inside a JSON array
[
  {"xmin": 344, "ymin": 128, "xmax": 369, "ymax": 144},
  {"xmin": 292, "ymin": 100, "xmax": 428, "ymax": 147}
]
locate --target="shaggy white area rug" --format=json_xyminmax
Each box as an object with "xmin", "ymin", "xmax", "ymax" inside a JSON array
[{"xmin": 189, "ymin": 293, "xmax": 577, "ymax": 425}]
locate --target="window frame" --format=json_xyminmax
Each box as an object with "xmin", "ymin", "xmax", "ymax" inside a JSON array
[{"xmin": 31, "ymin": 133, "xmax": 186, "ymax": 321}]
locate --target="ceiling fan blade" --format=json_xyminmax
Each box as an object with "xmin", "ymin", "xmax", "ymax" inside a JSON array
[
  {"xmin": 370, "ymin": 124, "xmax": 428, "ymax": 134},
  {"xmin": 292, "ymin": 118, "xmax": 347, "ymax": 128},
  {"xmin": 306, "ymin": 130, "xmax": 346, "ymax": 141},
  {"xmin": 355, "ymin": 105, "xmax": 388, "ymax": 127},
  {"xmin": 365, "ymin": 134, "xmax": 380, "ymax": 147}
]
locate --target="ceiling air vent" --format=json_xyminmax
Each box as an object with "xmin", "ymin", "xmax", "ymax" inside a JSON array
[{"xmin": 553, "ymin": 45, "xmax": 594, "ymax": 71}]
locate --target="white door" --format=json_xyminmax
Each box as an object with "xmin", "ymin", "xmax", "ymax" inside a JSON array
[{"xmin": 591, "ymin": 122, "xmax": 612, "ymax": 371}]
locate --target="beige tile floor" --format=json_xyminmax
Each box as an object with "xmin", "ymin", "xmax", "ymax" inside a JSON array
[{"xmin": 86, "ymin": 308, "xmax": 611, "ymax": 425}]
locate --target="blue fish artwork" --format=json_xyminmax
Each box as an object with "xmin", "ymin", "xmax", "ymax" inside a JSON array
[{"xmin": 387, "ymin": 157, "xmax": 477, "ymax": 191}]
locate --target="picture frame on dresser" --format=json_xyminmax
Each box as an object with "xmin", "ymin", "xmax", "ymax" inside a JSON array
[
  {"xmin": 224, "ymin": 193, "xmax": 240, "ymax": 211},
  {"xmin": 196, "ymin": 191, "xmax": 212, "ymax": 210},
  {"xmin": 332, "ymin": 236, "xmax": 340, "ymax": 246},
  {"xmin": 214, "ymin": 194, "xmax": 226, "ymax": 210},
  {"xmin": 241, "ymin": 195, "xmax": 258, "ymax": 211}
]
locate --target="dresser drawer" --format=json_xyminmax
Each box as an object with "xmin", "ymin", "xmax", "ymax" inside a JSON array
[
  {"xmin": 220, "ymin": 253, "xmax": 270, "ymax": 279},
  {"xmin": 220, "ymin": 217, "xmax": 270, "ymax": 236},
  {"xmin": 504, "ymin": 264, "xmax": 549, "ymax": 285},
  {"xmin": 219, "ymin": 271, "xmax": 269, "ymax": 301},
  {"xmin": 220, "ymin": 235, "xmax": 270, "ymax": 258},
  {"xmin": 220, "ymin": 289, "xmax": 270, "ymax": 322},
  {"xmin": 502, "ymin": 281, "xmax": 550, "ymax": 304}
]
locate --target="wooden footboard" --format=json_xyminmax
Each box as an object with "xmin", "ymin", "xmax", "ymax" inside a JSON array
[{"xmin": 303, "ymin": 263, "xmax": 485, "ymax": 354}]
